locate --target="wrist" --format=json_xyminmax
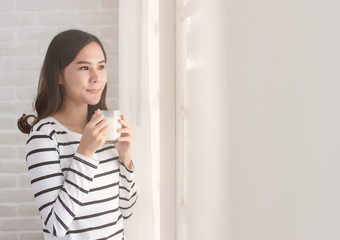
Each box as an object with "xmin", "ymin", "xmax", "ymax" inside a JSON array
[
  {"xmin": 77, "ymin": 145, "xmax": 94, "ymax": 159},
  {"xmin": 120, "ymin": 155, "xmax": 132, "ymax": 169}
]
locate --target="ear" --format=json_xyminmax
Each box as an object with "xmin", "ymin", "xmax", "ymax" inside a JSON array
[{"xmin": 58, "ymin": 74, "xmax": 64, "ymax": 85}]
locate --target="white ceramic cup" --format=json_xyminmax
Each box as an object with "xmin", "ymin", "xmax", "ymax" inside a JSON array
[{"xmin": 101, "ymin": 110, "xmax": 122, "ymax": 143}]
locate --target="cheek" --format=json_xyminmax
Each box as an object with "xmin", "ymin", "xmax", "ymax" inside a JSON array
[
  {"xmin": 101, "ymin": 71, "xmax": 108, "ymax": 84},
  {"xmin": 63, "ymin": 72, "xmax": 87, "ymax": 90}
]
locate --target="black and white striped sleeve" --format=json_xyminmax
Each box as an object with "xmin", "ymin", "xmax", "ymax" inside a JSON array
[
  {"xmin": 26, "ymin": 127, "xmax": 99, "ymax": 237},
  {"xmin": 119, "ymin": 161, "xmax": 137, "ymax": 219}
]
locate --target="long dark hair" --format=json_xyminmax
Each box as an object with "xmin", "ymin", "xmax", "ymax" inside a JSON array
[{"xmin": 18, "ymin": 29, "xmax": 108, "ymax": 134}]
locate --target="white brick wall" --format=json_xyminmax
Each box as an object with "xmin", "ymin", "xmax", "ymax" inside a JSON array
[{"xmin": 0, "ymin": 0, "xmax": 119, "ymax": 239}]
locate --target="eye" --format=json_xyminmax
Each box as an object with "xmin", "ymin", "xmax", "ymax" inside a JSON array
[
  {"xmin": 80, "ymin": 66, "xmax": 89, "ymax": 70},
  {"xmin": 98, "ymin": 64, "xmax": 105, "ymax": 70}
]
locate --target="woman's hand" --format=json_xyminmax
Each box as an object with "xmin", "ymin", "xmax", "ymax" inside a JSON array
[
  {"xmin": 115, "ymin": 115, "xmax": 134, "ymax": 169},
  {"xmin": 77, "ymin": 110, "xmax": 108, "ymax": 158}
]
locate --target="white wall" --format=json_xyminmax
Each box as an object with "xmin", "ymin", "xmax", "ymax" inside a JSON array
[
  {"xmin": 225, "ymin": 0, "xmax": 340, "ymax": 239},
  {"xmin": 118, "ymin": 0, "xmax": 157, "ymax": 239},
  {"xmin": 175, "ymin": 0, "xmax": 228, "ymax": 239},
  {"xmin": 119, "ymin": 1, "xmax": 177, "ymax": 239},
  {"xmin": 0, "ymin": 1, "xmax": 119, "ymax": 239},
  {"xmin": 178, "ymin": 0, "xmax": 340, "ymax": 239},
  {"xmin": 159, "ymin": 0, "xmax": 176, "ymax": 239}
]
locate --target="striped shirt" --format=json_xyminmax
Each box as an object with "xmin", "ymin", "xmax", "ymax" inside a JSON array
[{"xmin": 25, "ymin": 117, "xmax": 137, "ymax": 240}]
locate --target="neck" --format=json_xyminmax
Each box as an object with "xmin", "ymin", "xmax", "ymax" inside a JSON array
[{"xmin": 52, "ymin": 102, "xmax": 88, "ymax": 133}]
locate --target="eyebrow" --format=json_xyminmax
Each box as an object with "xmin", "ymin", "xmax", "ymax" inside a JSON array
[{"xmin": 76, "ymin": 60, "xmax": 106, "ymax": 64}]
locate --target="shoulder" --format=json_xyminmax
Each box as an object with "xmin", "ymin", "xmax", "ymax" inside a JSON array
[
  {"xmin": 27, "ymin": 117, "xmax": 64, "ymax": 145},
  {"xmin": 29, "ymin": 117, "xmax": 58, "ymax": 136},
  {"xmin": 26, "ymin": 117, "xmax": 60, "ymax": 155},
  {"xmin": 28, "ymin": 117, "xmax": 81, "ymax": 147}
]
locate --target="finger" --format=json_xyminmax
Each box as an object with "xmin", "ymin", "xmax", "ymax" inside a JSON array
[
  {"xmin": 119, "ymin": 119, "xmax": 131, "ymax": 129},
  {"xmin": 118, "ymin": 127, "xmax": 133, "ymax": 136},
  {"xmin": 95, "ymin": 118, "xmax": 108, "ymax": 132},
  {"xmin": 118, "ymin": 136, "xmax": 133, "ymax": 142},
  {"xmin": 91, "ymin": 109, "xmax": 101, "ymax": 119},
  {"xmin": 90, "ymin": 111, "xmax": 105, "ymax": 126},
  {"xmin": 98, "ymin": 125, "xmax": 109, "ymax": 136}
]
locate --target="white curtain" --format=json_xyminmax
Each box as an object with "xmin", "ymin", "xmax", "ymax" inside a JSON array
[{"xmin": 118, "ymin": 0, "xmax": 160, "ymax": 239}]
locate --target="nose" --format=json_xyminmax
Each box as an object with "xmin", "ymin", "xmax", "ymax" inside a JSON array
[{"xmin": 90, "ymin": 68, "xmax": 100, "ymax": 83}]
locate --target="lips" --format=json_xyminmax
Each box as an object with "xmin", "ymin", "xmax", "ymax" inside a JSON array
[{"xmin": 86, "ymin": 88, "xmax": 101, "ymax": 94}]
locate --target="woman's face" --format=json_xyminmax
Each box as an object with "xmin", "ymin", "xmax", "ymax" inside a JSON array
[{"xmin": 59, "ymin": 42, "xmax": 107, "ymax": 107}]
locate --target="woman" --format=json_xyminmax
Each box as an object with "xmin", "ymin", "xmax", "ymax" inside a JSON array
[{"xmin": 18, "ymin": 29, "xmax": 137, "ymax": 239}]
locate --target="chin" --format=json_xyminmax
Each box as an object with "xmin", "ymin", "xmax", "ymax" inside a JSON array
[{"xmin": 87, "ymin": 97, "xmax": 102, "ymax": 106}]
